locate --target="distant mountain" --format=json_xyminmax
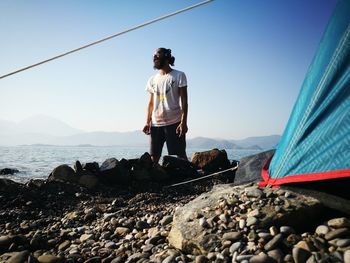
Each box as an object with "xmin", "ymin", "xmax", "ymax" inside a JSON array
[
  {"xmin": 187, "ymin": 135, "xmax": 281, "ymax": 150},
  {"xmin": 0, "ymin": 115, "xmax": 83, "ymax": 137},
  {"xmin": 187, "ymin": 137, "xmax": 244, "ymax": 149},
  {"xmin": 230, "ymin": 135, "xmax": 281, "ymax": 150},
  {"xmin": 0, "ymin": 116, "xmax": 281, "ymax": 149}
]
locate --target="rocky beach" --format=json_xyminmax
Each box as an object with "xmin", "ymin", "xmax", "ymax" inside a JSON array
[{"xmin": 1, "ymin": 150, "xmax": 350, "ymax": 263}]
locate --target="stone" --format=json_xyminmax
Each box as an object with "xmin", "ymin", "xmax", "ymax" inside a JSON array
[
  {"xmin": 191, "ymin": 149, "xmax": 230, "ymax": 172},
  {"xmin": 267, "ymin": 249, "xmax": 284, "ymax": 263},
  {"xmin": 100, "ymin": 158, "xmax": 130, "ymax": 185},
  {"xmin": 249, "ymin": 253, "xmax": 276, "ymax": 263},
  {"xmin": 82, "ymin": 162, "xmax": 99, "ymax": 173},
  {"xmin": 78, "ymin": 174, "xmax": 98, "ymax": 189},
  {"xmin": 48, "ymin": 164, "xmax": 77, "ymax": 183},
  {"xmin": 222, "ymin": 232, "xmax": 243, "ymax": 241},
  {"xmin": 264, "ymin": 233, "xmax": 283, "ymax": 251},
  {"xmin": 0, "ymin": 168, "xmax": 19, "ymax": 175},
  {"xmin": 150, "ymin": 164, "xmax": 169, "ymax": 182},
  {"xmin": 74, "ymin": 160, "xmax": 83, "ymax": 173},
  {"xmin": 195, "ymin": 255, "xmax": 209, "ymax": 263},
  {"xmin": 7, "ymin": 250, "xmax": 30, "ymax": 263},
  {"xmin": 295, "ymin": 240, "xmax": 313, "ymax": 251},
  {"xmin": 292, "ymin": 247, "xmax": 311, "ymax": 263},
  {"xmin": 344, "ymin": 250, "xmax": 350, "ymax": 263},
  {"xmin": 0, "ymin": 235, "xmax": 11, "ymax": 249},
  {"xmin": 246, "ymin": 217, "xmax": 258, "ymax": 227},
  {"xmin": 160, "ymin": 215, "xmax": 173, "ymax": 226},
  {"xmin": 315, "ymin": 225, "xmax": 329, "ymax": 236},
  {"xmin": 80, "ymin": 234, "xmax": 94, "ymax": 243},
  {"xmin": 58, "ymin": 240, "xmax": 71, "ymax": 251},
  {"xmin": 37, "ymin": 255, "xmax": 64, "ymax": 263},
  {"xmin": 245, "ymin": 187, "xmax": 263, "ymax": 198},
  {"xmin": 328, "ymin": 217, "xmax": 350, "ymax": 228},
  {"xmin": 229, "ymin": 242, "xmax": 242, "ymax": 253},
  {"xmin": 325, "ymin": 228, "xmax": 350, "ymax": 240},
  {"xmin": 234, "ymin": 150, "xmax": 275, "ymax": 185}
]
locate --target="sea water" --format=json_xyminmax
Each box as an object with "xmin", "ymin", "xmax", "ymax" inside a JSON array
[{"xmin": 0, "ymin": 145, "xmax": 261, "ymax": 183}]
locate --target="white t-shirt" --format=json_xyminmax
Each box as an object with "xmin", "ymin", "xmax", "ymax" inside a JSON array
[{"xmin": 146, "ymin": 69, "xmax": 187, "ymax": 127}]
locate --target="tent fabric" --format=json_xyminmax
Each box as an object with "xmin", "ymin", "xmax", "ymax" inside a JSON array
[{"xmin": 260, "ymin": 0, "xmax": 350, "ymax": 187}]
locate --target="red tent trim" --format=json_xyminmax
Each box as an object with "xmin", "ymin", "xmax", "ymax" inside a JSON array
[{"xmin": 258, "ymin": 155, "xmax": 350, "ymax": 187}]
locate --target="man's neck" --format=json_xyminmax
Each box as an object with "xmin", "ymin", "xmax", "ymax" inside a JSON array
[{"xmin": 159, "ymin": 66, "xmax": 172, "ymax": 75}]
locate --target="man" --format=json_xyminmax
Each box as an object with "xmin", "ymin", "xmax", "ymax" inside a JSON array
[{"xmin": 143, "ymin": 48, "xmax": 188, "ymax": 164}]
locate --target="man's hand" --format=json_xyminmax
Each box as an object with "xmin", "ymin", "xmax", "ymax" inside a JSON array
[
  {"xmin": 143, "ymin": 124, "xmax": 151, "ymax": 135},
  {"xmin": 176, "ymin": 122, "xmax": 188, "ymax": 137}
]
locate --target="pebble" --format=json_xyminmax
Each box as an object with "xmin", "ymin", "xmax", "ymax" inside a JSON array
[
  {"xmin": 315, "ymin": 225, "xmax": 329, "ymax": 236},
  {"xmin": 292, "ymin": 247, "xmax": 311, "ymax": 263},
  {"xmin": 344, "ymin": 250, "xmax": 350, "ymax": 263},
  {"xmin": 264, "ymin": 233, "xmax": 283, "ymax": 251},
  {"xmin": 1, "ymin": 179, "xmax": 350, "ymax": 263}
]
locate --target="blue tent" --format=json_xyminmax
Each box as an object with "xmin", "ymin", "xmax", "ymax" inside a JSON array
[{"xmin": 260, "ymin": 0, "xmax": 350, "ymax": 187}]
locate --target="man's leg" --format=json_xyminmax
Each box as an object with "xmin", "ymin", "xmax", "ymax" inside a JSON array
[
  {"xmin": 165, "ymin": 123, "xmax": 188, "ymax": 160},
  {"xmin": 150, "ymin": 125, "xmax": 165, "ymax": 164}
]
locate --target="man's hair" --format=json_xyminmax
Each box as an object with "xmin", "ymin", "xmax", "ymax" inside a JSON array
[{"xmin": 159, "ymin": 47, "xmax": 175, "ymax": 66}]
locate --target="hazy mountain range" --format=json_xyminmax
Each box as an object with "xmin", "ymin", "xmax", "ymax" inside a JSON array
[{"xmin": 0, "ymin": 116, "xmax": 281, "ymax": 150}]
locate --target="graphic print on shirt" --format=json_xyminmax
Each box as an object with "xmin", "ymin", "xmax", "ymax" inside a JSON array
[{"xmin": 152, "ymin": 79, "xmax": 175, "ymax": 101}]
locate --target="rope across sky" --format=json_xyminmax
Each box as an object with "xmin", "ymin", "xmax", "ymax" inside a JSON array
[{"xmin": 0, "ymin": 0, "xmax": 213, "ymax": 80}]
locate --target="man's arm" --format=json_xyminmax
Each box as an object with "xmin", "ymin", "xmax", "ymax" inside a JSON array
[
  {"xmin": 143, "ymin": 93, "xmax": 154, "ymax": 135},
  {"xmin": 177, "ymin": 86, "xmax": 188, "ymax": 136}
]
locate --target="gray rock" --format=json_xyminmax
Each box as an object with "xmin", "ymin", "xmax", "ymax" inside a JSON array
[
  {"xmin": 246, "ymin": 217, "xmax": 258, "ymax": 227},
  {"xmin": 222, "ymin": 232, "xmax": 243, "ymax": 241},
  {"xmin": 264, "ymin": 233, "xmax": 283, "ymax": 251},
  {"xmin": 249, "ymin": 253, "xmax": 276, "ymax": 263},
  {"xmin": 234, "ymin": 150, "xmax": 275, "ymax": 185},
  {"xmin": 160, "ymin": 215, "xmax": 173, "ymax": 226},
  {"xmin": 229, "ymin": 242, "xmax": 242, "ymax": 253}
]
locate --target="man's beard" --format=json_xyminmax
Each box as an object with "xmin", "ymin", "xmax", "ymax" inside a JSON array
[{"xmin": 153, "ymin": 59, "xmax": 165, "ymax": 70}]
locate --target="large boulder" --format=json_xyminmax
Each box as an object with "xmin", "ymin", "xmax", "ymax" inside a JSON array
[
  {"xmin": 48, "ymin": 165, "xmax": 78, "ymax": 183},
  {"xmin": 99, "ymin": 158, "xmax": 130, "ymax": 185},
  {"xmin": 191, "ymin": 149, "xmax": 231, "ymax": 172},
  {"xmin": 168, "ymin": 183, "xmax": 325, "ymax": 254}
]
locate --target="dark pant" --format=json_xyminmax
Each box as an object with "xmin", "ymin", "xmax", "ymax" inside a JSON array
[{"xmin": 150, "ymin": 122, "xmax": 186, "ymax": 157}]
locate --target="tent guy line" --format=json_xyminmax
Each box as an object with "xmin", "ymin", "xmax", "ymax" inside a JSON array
[{"xmin": 0, "ymin": 0, "xmax": 213, "ymax": 80}]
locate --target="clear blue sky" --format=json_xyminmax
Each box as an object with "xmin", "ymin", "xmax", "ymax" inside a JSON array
[{"xmin": 0, "ymin": 0, "xmax": 337, "ymax": 139}]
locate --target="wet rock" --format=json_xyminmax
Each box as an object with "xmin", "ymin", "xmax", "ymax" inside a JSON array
[{"xmin": 0, "ymin": 168, "xmax": 19, "ymax": 175}]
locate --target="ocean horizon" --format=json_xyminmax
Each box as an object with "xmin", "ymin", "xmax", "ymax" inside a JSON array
[{"xmin": 0, "ymin": 145, "xmax": 262, "ymax": 183}]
